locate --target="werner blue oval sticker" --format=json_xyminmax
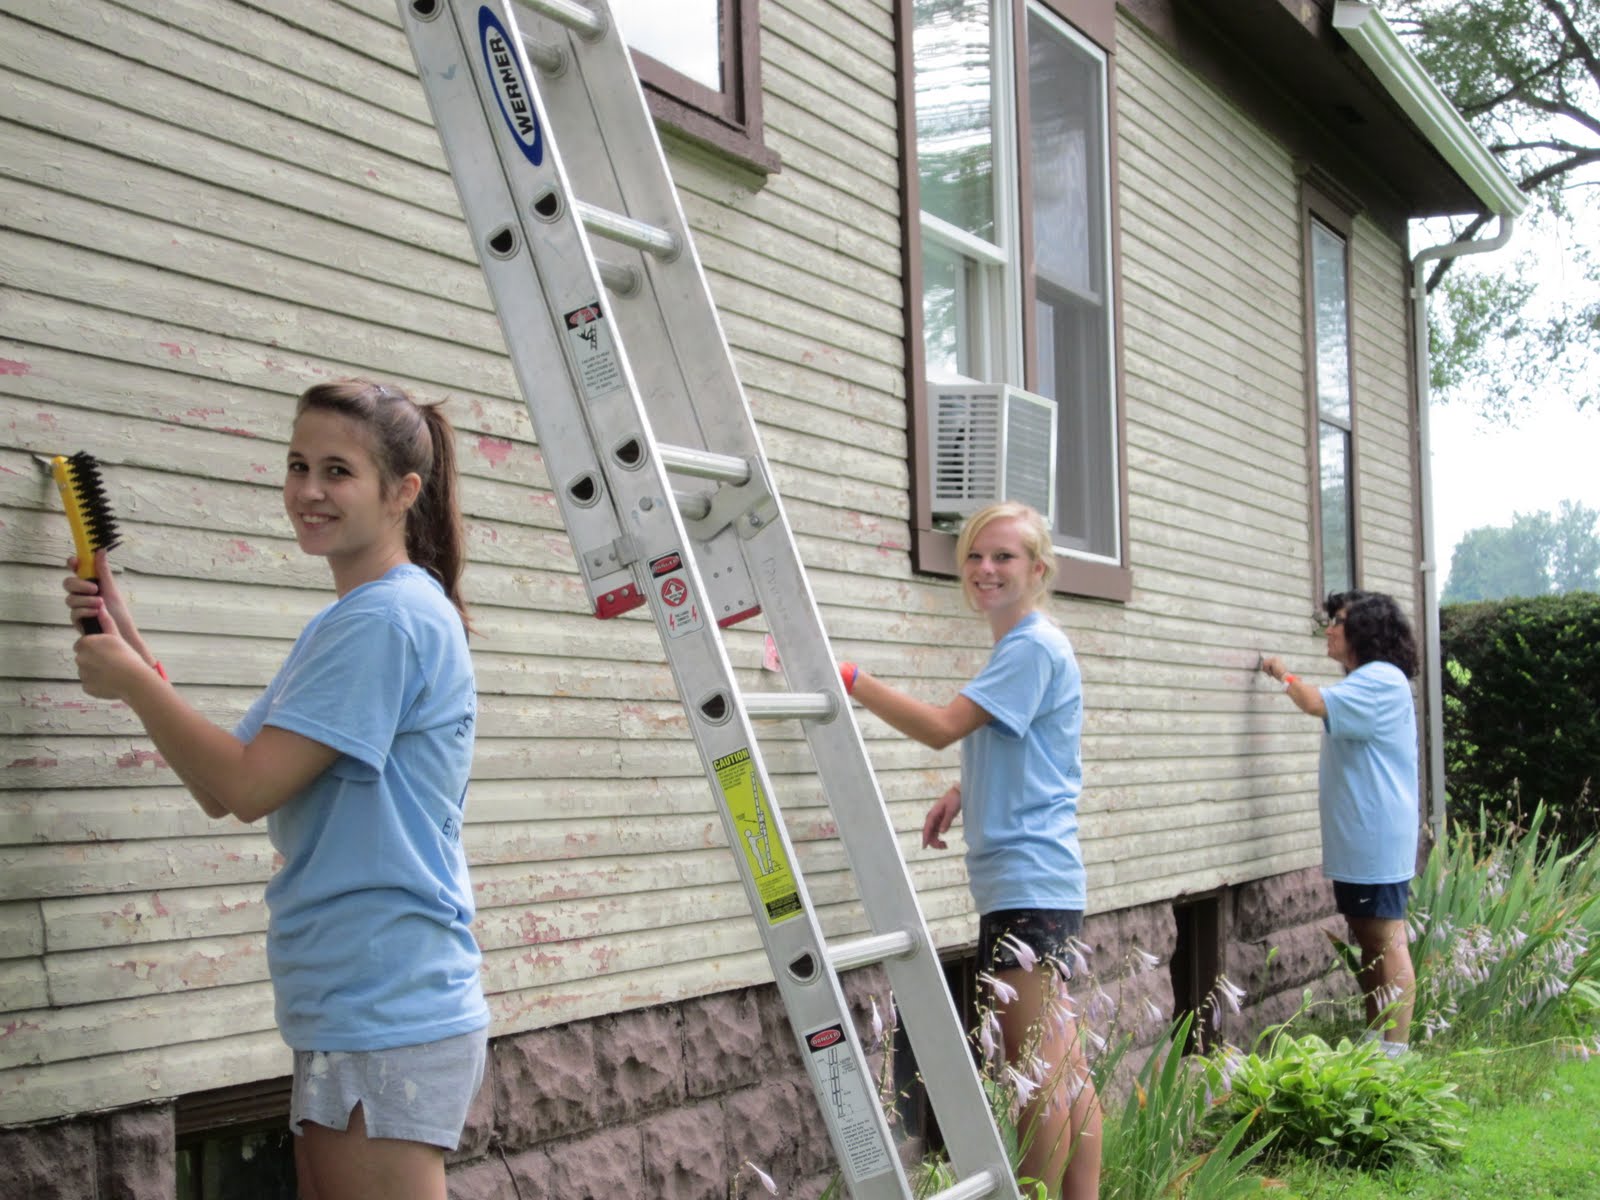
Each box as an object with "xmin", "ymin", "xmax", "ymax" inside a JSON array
[{"xmin": 479, "ymin": 7, "xmax": 543, "ymax": 166}]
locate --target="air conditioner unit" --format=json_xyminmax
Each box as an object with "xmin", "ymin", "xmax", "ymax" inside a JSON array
[{"xmin": 929, "ymin": 382, "xmax": 1057, "ymax": 526}]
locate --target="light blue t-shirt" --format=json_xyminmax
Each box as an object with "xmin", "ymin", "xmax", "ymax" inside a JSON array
[
  {"xmin": 1318, "ymin": 660, "xmax": 1420, "ymax": 884},
  {"xmin": 236, "ymin": 564, "xmax": 488, "ymax": 1051},
  {"xmin": 958, "ymin": 612, "xmax": 1087, "ymax": 914}
]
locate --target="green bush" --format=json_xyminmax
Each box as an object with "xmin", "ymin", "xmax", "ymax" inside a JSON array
[
  {"xmin": 1211, "ymin": 1032, "xmax": 1465, "ymax": 1169},
  {"xmin": 1440, "ymin": 591, "xmax": 1600, "ymax": 847}
]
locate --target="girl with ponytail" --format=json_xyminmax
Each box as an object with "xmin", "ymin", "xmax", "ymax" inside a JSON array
[{"xmin": 64, "ymin": 379, "xmax": 487, "ymax": 1198}]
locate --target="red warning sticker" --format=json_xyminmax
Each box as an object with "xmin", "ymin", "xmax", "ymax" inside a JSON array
[{"xmin": 647, "ymin": 550, "xmax": 702, "ymax": 639}]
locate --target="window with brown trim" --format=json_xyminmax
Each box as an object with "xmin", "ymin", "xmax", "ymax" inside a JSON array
[
  {"xmin": 900, "ymin": 0, "xmax": 1130, "ymax": 600},
  {"xmin": 613, "ymin": 0, "xmax": 780, "ymax": 176},
  {"xmin": 1302, "ymin": 183, "xmax": 1359, "ymax": 600}
]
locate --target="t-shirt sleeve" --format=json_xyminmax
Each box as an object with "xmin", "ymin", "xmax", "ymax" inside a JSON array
[
  {"xmin": 1322, "ymin": 667, "xmax": 1390, "ymax": 742},
  {"xmin": 961, "ymin": 631, "xmax": 1053, "ymax": 739},
  {"xmin": 252, "ymin": 607, "xmax": 423, "ymax": 775}
]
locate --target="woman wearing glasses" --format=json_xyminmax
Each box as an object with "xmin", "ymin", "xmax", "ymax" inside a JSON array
[{"xmin": 1260, "ymin": 590, "xmax": 1419, "ymax": 1057}]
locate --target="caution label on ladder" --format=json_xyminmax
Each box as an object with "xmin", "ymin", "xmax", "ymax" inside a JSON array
[
  {"xmin": 803, "ymin": 1022, "xmax": 896, "ymax": 1182},
  {"xmin": 564, "ymin": 301, "xmax": 623, "ymax": 399},
  {"xmin": 712, "ymin": 748, "xmax": 802, "ymax": 924}
]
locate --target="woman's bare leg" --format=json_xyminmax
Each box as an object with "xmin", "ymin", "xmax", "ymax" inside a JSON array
[
  {"xmin": 993, "ymin": 967, "xmax": 1101, "ymax": 1199},
  {"xmin": 296, "ymin": 1102, "xmax": 447, "ymax": 1200}
]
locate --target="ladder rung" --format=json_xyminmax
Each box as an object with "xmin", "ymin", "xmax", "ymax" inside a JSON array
[
  {"xmin": 742, "ymin": 692, "xmax": 836, "ymax": 722},
  {"xmin": 928, "ymin": 1171, "xmax": 1004, "ymax": 1200},
  {"xmin": 576, "ymin": 200, "xmax": 679, "ymax": 259},
  {"xmin": 515, "ymin": 0, "xmax": 604, "ymax": 40},
  {"xmin": 827, "ymin": 930, "xmax": 917, "ymax": 973},
  {"xmin": 518, "ymin": 31, "xmax": 564, "ymax": 75},
  {"xmin": 674, "ymin": 489, "xmax": 711, "ymax": 521},
  {"xmin": 596, "ymin": 257, "xmax": 640, "ymax": 296},
  {"xmin": 658, "ymin": 444, "xmax": 750, "ymax": 484}
]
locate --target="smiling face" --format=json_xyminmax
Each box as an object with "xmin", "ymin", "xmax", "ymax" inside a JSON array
[
  {"xmin": 284, "ymin": 408, "xmax": 418, "ymax": 593},
  {"xmin": 962, "ymin": 515, "xmax": 1047, "ymax": 634}
]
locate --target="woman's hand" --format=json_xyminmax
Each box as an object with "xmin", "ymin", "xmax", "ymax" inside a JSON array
[
  {"xmin": 1259, "ymin": 654, "xmax": 1287, "ymax": 683},
  {"xmin": 923, "ymin": 785, "xmax": 962, "ymax": 850},
  {"xmin": 64, "ymin": 550, "xmax": 156, "ymax": 667},
  {"xmin": 71, "ymin": 606, "xmax": 156, "ymax": 700}
]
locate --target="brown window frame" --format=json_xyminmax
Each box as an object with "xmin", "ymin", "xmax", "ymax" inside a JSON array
[
  {"xmin": 899, "ymin": 0, "xmax": 1131, "ymax": 601},
  {"xmin": 1300, "ymin": 176, "xmax": 1362, "ymax": 604},
  {"xmin": 627, "ymin": 0, "xmax": 780, "ymax": 177}
]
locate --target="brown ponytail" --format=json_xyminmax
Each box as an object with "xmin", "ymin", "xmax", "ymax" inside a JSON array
[{"xmin": 296, "ymin": 379, "xmax": 473, "ymax": 631}]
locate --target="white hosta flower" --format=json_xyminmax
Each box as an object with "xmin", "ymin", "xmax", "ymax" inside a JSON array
[
  {"xmin": 1216, "ymin": 975, "xmax": 1247, "ymax": 1014},
  {"xmin": 743, "ymin": 1161, "xmax": 778, "ymax": 1195},
  {"xmin": 1132, "ymin": 947, "xmax": 1160, "ymax": 973},
  {"xmin": 1001, "ymin": 933, "xmax": 1039, "ymax": 971},
  {"xmin": 1086, "ymin": 986, "xmax": 1115, "ymax": 1024},
  {"xmin": 979, "ymin": 1009, "xmax": 1003, "ymax": 1062},
  {"xmin": 979, "ymin": 972, "xmax": 1019, "ymax": 1005},
  {"xmin": 1007, "ymin": 1066, "xmax": 1039, "ymax": 1108}
]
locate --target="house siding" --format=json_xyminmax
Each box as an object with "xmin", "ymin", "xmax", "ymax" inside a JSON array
[
  {"xmin": 0, "ymin": 0, "xmax": 917, "ymax": 1127},
  {"xmin": 2, "ymin": 0, "xmax": 1423, "ymax": 1171}
]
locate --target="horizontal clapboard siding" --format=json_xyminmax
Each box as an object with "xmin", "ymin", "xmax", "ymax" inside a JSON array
[{"xmin": 0, "ymin": 0, "xmax": 1423, "ymax": 1125}]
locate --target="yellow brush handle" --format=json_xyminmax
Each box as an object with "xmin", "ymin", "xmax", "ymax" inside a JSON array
[{"xmin": 51, "ymin": 455, "xmax": 100, "ymax": 581}]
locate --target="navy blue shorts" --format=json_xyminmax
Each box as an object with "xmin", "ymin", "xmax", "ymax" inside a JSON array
[
  {"xmin": 1332, "ymin": 880, "xmax": 1411, "ymax": 921},
  {"xmin": 978, "ymin": 908, "xmax": 1084, "ymax": 972}
]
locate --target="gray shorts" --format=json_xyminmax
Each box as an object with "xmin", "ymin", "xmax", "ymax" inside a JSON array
[{"xmin": 290, "ymin": 1027, "xmax": 488, "ymax": 1150}]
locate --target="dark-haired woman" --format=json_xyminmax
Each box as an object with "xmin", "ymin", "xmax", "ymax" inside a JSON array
[
  {"xmin": 65, "ymin": 380, "xmax": 487, "ymax": 1200},
  {"xmin": 1261, "ymin": 589, "xmax": 1419, "ymax": 1057}
]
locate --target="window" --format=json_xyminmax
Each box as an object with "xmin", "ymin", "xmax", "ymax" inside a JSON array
[
  {"xmin": 175, "ymin": 1079, "xmax": 295, "ymax": 1200},
  {"xmin": 612, "ymin": 0, "xmax": 778, "ymax": 174},
  {"xmin": 1170, "ymin": 893, "xmax": 1222, "ymax": 1053},
  {"xmin": 1303, "ymin": 187, "xmax": 1357, "ymax": 598},
  {"xmin": 905, "ymin": 0, "xmax": 1128, "ymax": 599}
]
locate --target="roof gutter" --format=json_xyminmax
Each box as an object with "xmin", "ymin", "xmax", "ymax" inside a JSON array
[{"xmin": 1332, "ymin": 2, "xmax": 1528, "ymax": 848}]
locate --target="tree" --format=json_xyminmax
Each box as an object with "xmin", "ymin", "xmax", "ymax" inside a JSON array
[
  {"xmin": 1551, "ymin": 498, "xmax": 1600, "ymax": 588},
  {"xmin": 1386, "ymin": 0, "xmax": 1600, "ymax": 420},
  {"xmin": 1442, "ymin": 500, "xmax": 1600, "ymax": 601}
]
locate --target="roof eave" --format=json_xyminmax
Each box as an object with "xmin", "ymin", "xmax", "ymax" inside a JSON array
[{"xmin": 1331, "ymin": 1, "xmax": 1529, "ymax": 217}]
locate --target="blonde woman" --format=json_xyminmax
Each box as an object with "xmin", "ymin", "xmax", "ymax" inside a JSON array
[{"xmin": 841, "ymin": 501, "xmax": 1100, "ymax": 1199}]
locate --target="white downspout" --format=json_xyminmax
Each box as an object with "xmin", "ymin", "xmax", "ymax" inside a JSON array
[{"xmin": 1411, "ymin": 215, "xmax": 1516, "ymax": 844}]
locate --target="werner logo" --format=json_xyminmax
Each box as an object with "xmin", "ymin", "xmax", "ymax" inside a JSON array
[
  {"xmin": 808, "ymin": 1027, "xmax": 844, "ymax": 1050},
  {"xmin": 479, "ymin": 7, "xmax": 543, "ymax": 165}
]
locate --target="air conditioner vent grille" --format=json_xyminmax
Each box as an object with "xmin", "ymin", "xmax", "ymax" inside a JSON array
[{"xmin": 928, "ymin": 383, "xmax": 1057, "ymax": 526}]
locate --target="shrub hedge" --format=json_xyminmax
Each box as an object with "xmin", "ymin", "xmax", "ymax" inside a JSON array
[{"xmin": 1439, "ymin": 591, "xmax": 1600, "ymax": 847}]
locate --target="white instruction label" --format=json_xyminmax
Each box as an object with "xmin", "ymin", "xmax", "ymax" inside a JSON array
[
  {"xmin": 564, "ymin": 301, "xmax": 623, "ymax": 399},
  {"xmin": 802, "ymin": 1022, "xmax": 894, "ymax": 1182}
]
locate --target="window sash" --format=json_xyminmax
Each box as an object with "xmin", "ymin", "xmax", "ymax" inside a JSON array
[
  {"xmin": 911, "ymin": 0, "xmax": 1119, "ymax": 567},
  {"xmin": 1024, "ymin": 2, "xmax": 1118, "ymax": 561},
  {"xmin": 613, "ymin": 0, "xmax": 777, "ymax": 173},
  {"xmin": 1303, "ymin": 194, "xmax": 1357, "ymax": 598}
]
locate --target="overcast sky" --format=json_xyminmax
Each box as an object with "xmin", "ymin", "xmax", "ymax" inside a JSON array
[
  {"xmin": 1421, "ymin": 205, "xmax": 1600, "ymax": 598},
  {"xmin": 1429, "ymin": 396, "xmax": 1600, "ymax": 596}
]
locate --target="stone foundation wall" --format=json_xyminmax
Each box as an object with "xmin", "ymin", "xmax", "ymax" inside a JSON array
[
  {"xmin": 0, "ymin": 866, "xmax": 1355, "ymax": 1200},
  {"xmin": 1224, "ymin": 864, "xmax": 1357, "ymax": 1040},
  {"xmin": 445, "ymin": 968, "xmax": 895, "ymax": 1200}
]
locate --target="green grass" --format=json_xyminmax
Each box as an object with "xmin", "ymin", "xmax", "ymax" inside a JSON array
[{"xmin": 1275, "ymin": 1056, "xmax": 1600, "ymax": 1198}]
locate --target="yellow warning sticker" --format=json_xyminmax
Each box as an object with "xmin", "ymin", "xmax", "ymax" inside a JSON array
[{"xmin": 712, "ymin": 748, "xmax": 803, "ymax": 924}]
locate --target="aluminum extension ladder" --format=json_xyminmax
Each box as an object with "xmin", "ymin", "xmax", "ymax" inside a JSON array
[{"xmin": 395, "ymin": 3, "xmax": 1020, "ymax": 1196}]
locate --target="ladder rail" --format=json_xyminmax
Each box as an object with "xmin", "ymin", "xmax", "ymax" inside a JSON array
[{"xmin": 396, "ymin": 2, "xmax": 1023, "ymax": 1195}]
